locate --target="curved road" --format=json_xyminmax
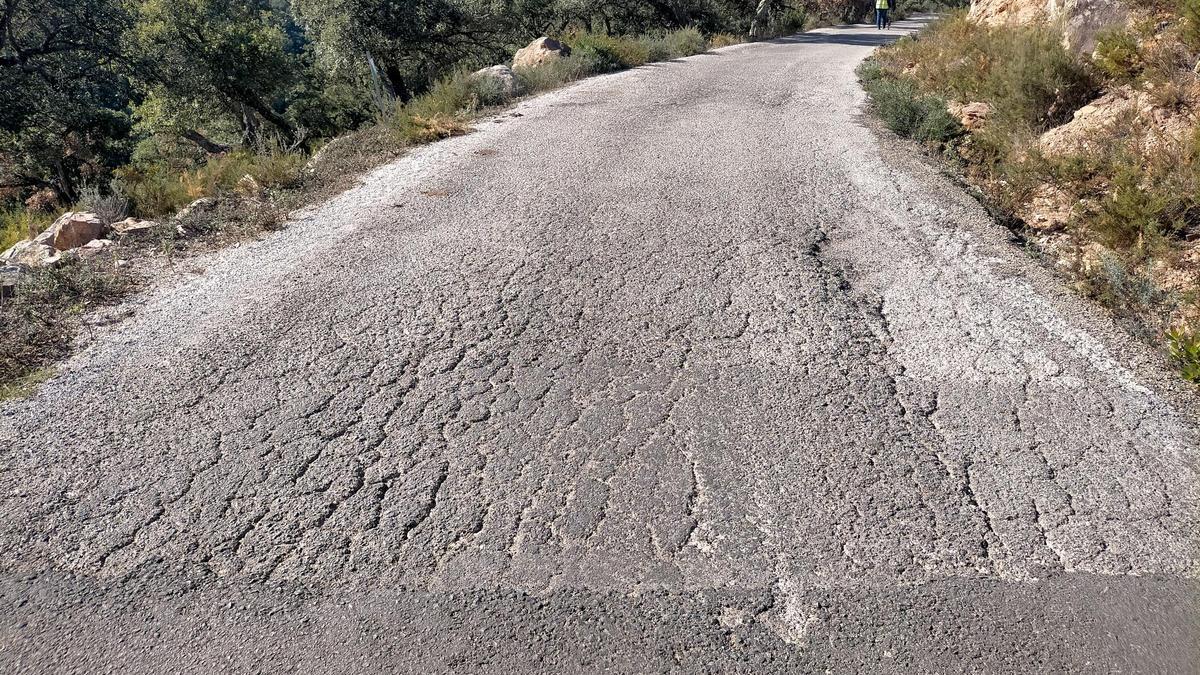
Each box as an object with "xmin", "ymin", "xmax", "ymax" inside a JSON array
[{"xmin": 2, "ymin": 18, "xmax": 1198, "ymax": 673}]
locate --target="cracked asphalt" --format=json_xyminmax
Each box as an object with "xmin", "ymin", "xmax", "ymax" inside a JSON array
[{"xmin": 2, "ymin": 18, "xmax": 1198, "ymax": 673}]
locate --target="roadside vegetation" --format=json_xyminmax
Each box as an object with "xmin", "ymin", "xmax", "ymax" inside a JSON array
[
  {"xmin": 0, "ymin": 0, "xmax": 877, "ymax": 396},
  {"xmin": 859, "ymin": 8, "xmax": 1200, "ymax": 383}
]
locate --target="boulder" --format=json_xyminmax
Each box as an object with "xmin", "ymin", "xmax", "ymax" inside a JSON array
[
  {"xmin": 75, "ymin": 238, "xmax": 114, "ymax": 259},
  {"xmin": 513, "ymin": 37, "xmax": 570, "ymax": 70},
  {"xmin": 0, "ymin": 239, "xmax": 60, "ymax": 267},
  {"xmin": 957, "ymin": 101, "xmax": 992, "ymax": 131},
  {"xmin": 0, "ymin": 264, "xmax": 19, "ymax": 299},
  {"xmin": 1039, "ymin": 85, "xmax": 1193, "ymax": 157},
  {"xmin": 41, "ymin": 211, "xmax": 108, "ymax": 251},
  {"xmin": 176, "ymin": 197, "xmax": 216, "ymax": 221},
  {"xmin": 111, "ymin": 217, "xmax": 160, "ymax": 237},
  {"xmin": 473, "ymin": 65, "xmax": 517, "ymax": 97}
]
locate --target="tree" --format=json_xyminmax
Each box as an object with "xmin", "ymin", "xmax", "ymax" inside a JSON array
[
  {"xmin": 131, "ymin": 0, "xmax": 301, "ymax": 146},
  {"xmin": 293, "ymin": 0, "xmax": 509, "ymax": 102},
  {"xmin": 0, "ymin": 0, "xmax": 134, "ymax": 203}
]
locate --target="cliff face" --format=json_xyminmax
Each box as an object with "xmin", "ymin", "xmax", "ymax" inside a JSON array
[{"xmin": 969, "ymin": 0, "xmax": 1128, "ymax": 54}]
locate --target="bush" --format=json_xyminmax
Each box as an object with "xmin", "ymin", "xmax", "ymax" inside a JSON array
[
  {"xmin": 1, "ymin": 256, "xmax": 130, "ymax": 396},
  {"xmin": 1091, "ymin": 162, "xmax": 1171, "ymax": 252},
  {"xmin": 566, "ymin": 31, "xmax": 651, "ymax": 70},
  {"xmin": 1085, "ymin": 254, "xmax": 1178, "ymax": 336},
  {"xmin": 1094, "ymin": 28, "xmax": 1144, "ymax": 81},
  {"xmin": 773, "ymin": 8, "xmax": 809, "ymax": 36},
  {"xmin": 513, "ymin": 53, "xmax": 606, "ymax": 93},
  {"xmin": 0, "ymin": 208, "xmax": 54, "ymax": 251},
  {"xmin": 1168, "ymin": 328, "xmax": 1200, "ymax": 382},
  {"xmin": 662, "ymin": 27, "xmax": 708, "ymax": 57},
  {"xmin": 1183, "ymin": 0, "xmax": 1200, "ymax": 52},
  {"xmin": 859, "ymin": 63, "xmax": 965, "ymax": 145},
  {"xmin": 876, "ymin": 12, "xmax": 1095, "ymax": 130},
  {"xmin": 708, "ymin": 33, "xmax": 743, "ymax": 49},
  {"xmin": 116, "ymin": 150, "xmax": 306, "ymax": 218}
]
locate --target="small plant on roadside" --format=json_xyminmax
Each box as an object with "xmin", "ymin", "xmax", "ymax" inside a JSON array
[
  {"xmin": 1167, "ymin": 328, "xmax": 1200, "ymax": 382},
  {"xmin": 0, "ymin": 256, "xmax": 130, "ymax": 394},
  {"xmin": 859, "ymin": 62, "xmax": 965, "ymax": 146}
]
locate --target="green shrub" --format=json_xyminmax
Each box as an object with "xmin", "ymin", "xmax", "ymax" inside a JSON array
[
  {"xmin": 1092, "ymin": 162, "xmax": 1171, "ymax": 252},
  {"xmin": 1168, "ymin": 328, "xmax": 1200, "ymax": 382},
  {"xmin": 116, "ymin": 150, "xmax": 305, "ymax": 217},
  {"xmin": 0, "ymin": 208, "xmax": 54, "ymax": 251},
  {"xmin": 859, "ymin": 64, "xmax": 965, "ymax": 145},
  {"xmin": 566, "ymin": 31, "xmax": 651, "ymax": 70},
  {"xmin": 513, "ymin": 53, "xmax": 606, "ymax": 93},
  {"xmin": 1183, "ymin": 0, "xmax": 1200, "ymax": 52},
  {"xmin": 1094, "ymin": 28, "xmax": 1143, "ymax": 81},
  {"xmin": 1085, "ymin": 254, "xmax": 1178, "ymax": 336},
  {"xmin": 773, "ymin": 8, "xmax": 809, "ymax": 36},
  {"xmin": 662, "ymin": 27, "xmax": 708, "ymax": 57},
  {"xmin": 877, "ymin": 12, "xmax": 1095, "ymax": 130}
]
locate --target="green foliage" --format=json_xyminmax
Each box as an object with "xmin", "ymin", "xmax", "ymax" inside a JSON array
[
  {"xmin": 1168, "ymin": 329, "xmax": 1200, "ymax": 382},
  {"xmin": 877, "ymin": 12, "xmax": 1095, "ymax": 131},
  {"xmin": 1094, "ymin": 28, "xmax": 1144, "ymax": 81},
  {"xmin": 116, "ymin": 150, "xmax": 305, "ymax": 217},
  {"xmin": 1085, "ymin": 254, "xmax": 1179, "ymax": 337},
  {"xmin": 0, "ymin": 208, "xmax": 53, "ymax": 251},
  {"xmin": 132, "ymin": 0, "xmax": 300, "ymax": 144},
  {"xmin": 0, "ymin": 0, "xmax": 134, "ymax": 204},
  {"xmin": 1183, "ymin": 0, "xmax": 1200, "ymax": 52},
  {"xmin": 859, "ymin": 62, "xmax": 965, "ymax": 146},
  {"xmin": 661, "ymin": 27, "xmax": 709, "ymax": 57},
  {"xmin": 1092, "ymin": 162, "xmax": 1170, "ymax": 251}
]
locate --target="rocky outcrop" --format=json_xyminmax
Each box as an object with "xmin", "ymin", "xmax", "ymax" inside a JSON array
[
  {"xmin": 1039, "ymin": 85, "xmax": 1195, "ymax": 157},
  {"xmin": 952, "ymin": 101, "xmax": 993, "ymax": 130},
  {"xmin": 41, "ymin": 212, "xmax": 108, "ymax": 251},
  {"xmin": 110, "ymin": 217, "xmax": 159, "ymax": 237},
  {"xmin": 473, "ymin": 65, "xmax": 517, "ymax": 97},
  {"xmin": 513, "ymin": 37, "xmax": 570, "ymax": 69},
  {"xmin": 1, "ymin": 240, "xmax": 60, "ymax": 267},
  {"xmin": 969, "ymin": 0, "xmax": 1129, "ymax": 54}
]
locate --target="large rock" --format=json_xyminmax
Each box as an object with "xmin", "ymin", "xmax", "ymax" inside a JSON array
[
  {"xmin": 1039, "ymin": 85, "xmax": 1194, "ymax": 157},
  {"xmin": 969, "ymin": 0, "xmax": 1129, "ymax": 54},
  {"xmin": 472, "ymin": 65, "xmax": 517, "ymax": 97},
  {"xmin": 513, "ymin": 37, "xmax": 570, "ymax": 70},
  {"xmin": 957, "ymin": 101, "xmax": 993, "ymax": 131},
  {"xmin": 0, "ymin": 265, "xmax": 19, "ymax": 299},
  {"xmin": 74, "ymin": 238, "xmax": 114, "ymax": 259},
  {"xmin": 0, "ymin": 239, "xmax": 60, "ymax": 267},
  {"xmin": 111, "ymin": 217, "xmax": 159, "ymax": 237},
  {"xmin": 41, "ymin": 211, "xmax": 108, "ymax": 251}
]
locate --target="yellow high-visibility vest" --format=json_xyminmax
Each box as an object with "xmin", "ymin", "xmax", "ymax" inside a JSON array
[{"xmin": 876, "ymin": 0, "xmax": 889, "ymax": 8}]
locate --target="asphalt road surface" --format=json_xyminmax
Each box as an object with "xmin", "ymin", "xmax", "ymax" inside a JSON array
[{"xmin": 2, "ymin": 18, "xmax": 1198, "ymax": 673}]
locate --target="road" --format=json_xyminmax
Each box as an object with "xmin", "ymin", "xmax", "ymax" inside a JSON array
[{"xmin": 2, "ymin": 18, "xmax": 1198, "ymax": 673}]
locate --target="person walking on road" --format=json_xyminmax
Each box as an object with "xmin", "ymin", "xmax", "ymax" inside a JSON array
[{"xmin": 876, "ymin": 0, "xmax": 890, "ymax": 29}]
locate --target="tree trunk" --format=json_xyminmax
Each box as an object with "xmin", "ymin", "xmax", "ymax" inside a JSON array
[
  {"xmin": 182, "ymin": 129, "xmax": 231, "ymax": 155},
  {"xmin": 750, "ymin": 0, "xmax": 772, "ymax": 39},
  {"xmin": 385, "ymin": 64, "xmax": 412, "ymax": 103}
]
